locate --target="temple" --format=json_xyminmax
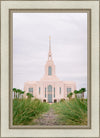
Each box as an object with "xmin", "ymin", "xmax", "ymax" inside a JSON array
[{"xmin": 24, "ymin": 37, "xmax": 76, "ymax": 103}]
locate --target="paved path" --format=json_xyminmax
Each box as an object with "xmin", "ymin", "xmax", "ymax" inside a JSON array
[{"xmin": 33, "ymin": 107, "xmax": 59, "ymax": 125}]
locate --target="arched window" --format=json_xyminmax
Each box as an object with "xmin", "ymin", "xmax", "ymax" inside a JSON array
[
  {"xmin": 48, "ymin": 85, "xmax": 52, "ymax": 103},
  {"xmin": 48, "ymin": 85, "xmax": 52, "ymax": 92},
  {"xmin": 48, "ymin": 66, "xmax": 52, "ymax": 75},
  {"xmin": 39, "ymin": 87, "xmax": 40, "ymax": 94},
  {"xmin": 59, "ymin": 87, "xmax": 61, "ymax": 94},
  {"xmin": 54, "ymin": 88, "xmax": 55, "ymax": 97},
  {"xmin": 45, "ymin": 88, "xmax": 46, "ymax": 98}
]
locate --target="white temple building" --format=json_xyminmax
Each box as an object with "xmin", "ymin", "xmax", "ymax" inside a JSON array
[{"xmin": 24, "ymin": 37, "xmax": 76, "ymax": 103}]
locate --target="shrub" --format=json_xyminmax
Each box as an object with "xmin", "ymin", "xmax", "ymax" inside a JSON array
[
  {"xmin": 60, "ymin": 98, "xmax": 65, "ymax": 102},
  {"xmin": 27, "ymin": 93, "xmax": 33, "ymax": 99},
  {"xmin": 67, "ymin": 92, "xmax": 73, "ymax": 100}
]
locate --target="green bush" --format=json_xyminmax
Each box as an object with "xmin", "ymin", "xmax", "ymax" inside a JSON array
[
  {"xmin": 60, "ymin": 98, "xmax": 65, "ymax": 102},
  {"xmin": 52, "ymin": 99, "xmax": 87, "ymax": 125},
  {"xmin": 13, "ymin": 98, "xmax": 50, "ymax": 125}
]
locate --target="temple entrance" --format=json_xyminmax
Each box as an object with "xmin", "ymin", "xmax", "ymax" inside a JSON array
[
  {"xmin": 48, "ymin": 85, "xmax": 52, "ymax": 103},
  {"xmin": 48, "ymin": 94, "xmax": 52, "ymax": 103}
]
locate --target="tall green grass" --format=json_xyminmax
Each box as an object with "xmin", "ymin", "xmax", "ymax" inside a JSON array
[
  {"xmin": 13, "ymin": 98, "xmax": 50, "ymax": 125},
  {"xmin": 52, "ymin": 99, "xmax": 87, "ymax": 125}
]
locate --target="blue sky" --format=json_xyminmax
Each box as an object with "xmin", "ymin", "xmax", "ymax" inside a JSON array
[{"xmin": 13, "ymin": 13, "xmax": 87, "ymax": 97}]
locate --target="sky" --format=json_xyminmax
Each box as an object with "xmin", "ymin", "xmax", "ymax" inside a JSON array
[{"xmin": 13, "ymin": 13, "xmax": 87, "ymax": 97}]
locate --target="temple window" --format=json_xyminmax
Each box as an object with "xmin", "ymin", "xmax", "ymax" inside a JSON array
[
  {"xmin": 54, "ymin": 88, "xmax": 55, "ymax": 97},
  {"xmin": 45, "ymin": 88, "xmax": 46, "ymax": 97},
  {"xmin": 48, "ymin": 66, "xmax": 52, "ymax": 75},
  {"xmin": 59, "ymin": 87, "xmax": 61, "ymax": 94},
  {"xmin": 48, "ymin": 85, "xmax": 52, "ymax": 92},
  {"xmin": 39, "ymin": 87, "xmax": 41, "ymax": 94},
  {"xmin": 28, "ymin": 88, "xmax": 33, "ymax": 95},
  {"xmin": 29, "ymin": 88, "xmax": 33, "ymax": 92},
  {"xmin": 67, "ymin": 88, "xmax": 71, "ymax": 94}
]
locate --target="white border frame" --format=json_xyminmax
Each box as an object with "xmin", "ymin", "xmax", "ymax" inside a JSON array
[{"xmin": 1, "ymin": 1, "xmax": 99, "ymax": 137}]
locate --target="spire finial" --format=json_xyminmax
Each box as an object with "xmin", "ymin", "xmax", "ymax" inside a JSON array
[{"xmin": 48, "ymin": 36, "xmax": 52, "ymax": 60}]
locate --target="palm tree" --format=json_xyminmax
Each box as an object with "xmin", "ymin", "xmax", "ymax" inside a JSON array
[
  {"xmin": 27, "ymin": 93, "xmax": 33, "ymax": 99},
  {"xmin": 17, "ymin": 89, "xmax": 22, "ymax": 99},
  {"xmin": 74, "ymin": 90, "xmax": 79, "ymax": 98},
  {"xmin": 20, "ymin": 91, "xmax": 25, "ymax": 99},
  {"xmin": 79, "ymin": 88, "xmax": 86, "ymax": 99},
  {"xmin": 12, "ymin": 88, "xmax": 17, "ymax": 99},
  {"xmin": 67, "ymin": 92, "xmax": 73, "ymax": 100}
]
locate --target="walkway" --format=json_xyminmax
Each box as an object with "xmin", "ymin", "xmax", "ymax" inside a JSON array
[{"xmin": 33, "ymin": 107, "xmax": 59, "ymax": 125}]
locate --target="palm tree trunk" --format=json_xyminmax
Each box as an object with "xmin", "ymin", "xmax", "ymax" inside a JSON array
[
  {"xmin": 83, "ymin": 92, "xmax": 84, "ymax": 99},
  {"xmin": 82, "ymin": 92, "xmax": 84, "ymax": 102},
  {"xmin": 16, "ymin": 93, "xmax": 17, "ymax": 98},
  {"xmin": 14, "ymin": 92, "xmax": 15, "ymax": 99}
]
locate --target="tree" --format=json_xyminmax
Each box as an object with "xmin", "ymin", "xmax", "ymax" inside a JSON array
[
  {"xmin": 12, "ymin": 88, "xmax": 17, "ymax": 99},
  {"xmin": 20, "ymin": 91, "xmax": 25, "ymax": 99},
  {"xmin": 12, "ymin": 88, "xmax": 25, "ymax": 99},
  {"xmin": 74, "ymin": 90, "xmax": 79, "ymax": 98},
  {"xmin": 27, "ymin": 93, "xmax": 33, "ymax": 99},
  {"xmin": 17, "ymin": 89, "xmax": 22, "ymax": 99},
  {"xmin": 67, "ymin": 92, "xmax": 73, "ymax": 100},
  {"xmin": 79, "ymin": 88, "xmax": 86, "ymax": 99}
]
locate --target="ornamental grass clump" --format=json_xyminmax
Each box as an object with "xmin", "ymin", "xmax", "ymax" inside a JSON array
[
  {"xmin": 13, "ymin": 98, "xmax": 50, "ymax": 125},
  {"xmin": 53, "ymin": 98, "xmax": 87, "ymax": 125}
]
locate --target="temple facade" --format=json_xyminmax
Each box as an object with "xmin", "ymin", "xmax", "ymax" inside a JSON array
[{"xmin": 24, "ymin": 37, "xmax": 76, "ymax": 103}]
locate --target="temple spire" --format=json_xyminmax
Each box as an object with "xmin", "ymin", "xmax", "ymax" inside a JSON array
[
  {"xmin": 49, "ymin": 36, "xmax": 51, "ymax": 51},
  {"xmin": 48, "ymin": 36, "xmax": 52, "ymax": 60}
]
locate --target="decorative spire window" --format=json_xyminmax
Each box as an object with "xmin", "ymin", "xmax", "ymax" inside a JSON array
[{"xmin": 48, "ymin": 66, "xmax": 52, "ymax": 75}]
